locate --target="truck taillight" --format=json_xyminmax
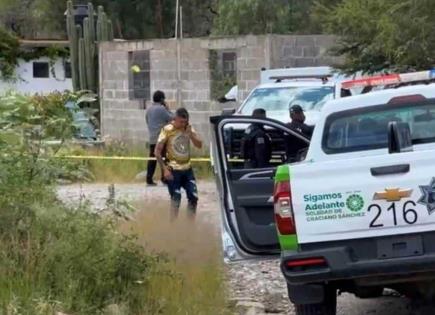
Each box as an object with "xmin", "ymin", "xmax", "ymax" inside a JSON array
[{"xmin": 274, "ymin": 181, "xmax": 296, "ymax": 235}]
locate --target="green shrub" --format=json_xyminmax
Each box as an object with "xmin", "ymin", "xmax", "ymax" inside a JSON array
[{"xmin": 0, "ymin": 92, "xmax": 160, "ymax": 314}]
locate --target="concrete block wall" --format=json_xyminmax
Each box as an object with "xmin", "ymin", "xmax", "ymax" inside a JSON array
[
  {"xmin": 99, "ymin": 34, "xmax": 339, "ymax": 149},
  {"xmin": 271, "ymin": 35, "xmax": 341, "ymax": 69}
]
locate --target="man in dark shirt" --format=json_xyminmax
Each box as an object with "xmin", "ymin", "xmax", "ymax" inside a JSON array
[
  {"xmin": 145, "ymin": 91, "xmax": 174, "ymax": 186},
  {"xmin": 285, "ymin": 105, "xmax": 311, "ymax": 162},
  {"xmin": 288, "ymin": 105, "xmax": 314, "ymax": 139},
  {"xmin": 240, "ymin": 108, "xmax": 272, "ymax": 168}
]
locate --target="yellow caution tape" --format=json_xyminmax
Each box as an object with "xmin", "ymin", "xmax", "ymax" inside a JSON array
[
  {"xmin": 56, "ymin": 155, "xmax": 212, "ymax": 162},
  {"xmin": 56, "ymin": 155, "xmax": 282, "ymax": 164}
]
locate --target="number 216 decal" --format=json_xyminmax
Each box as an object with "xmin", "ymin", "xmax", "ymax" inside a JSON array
[{"xmin": 368, "ymin": 201, "xmax": 418, "ymax": 228}]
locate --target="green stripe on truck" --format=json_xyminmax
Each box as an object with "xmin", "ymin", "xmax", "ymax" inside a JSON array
[
  {"xmin": 275, "ymin": 164, "xmax": 298, "ymax": 251},
  {"xmin": 278, "ymin": 233, "xmax": 298, "ymax": 250},
  {"xmin": 275, "ymin": 164, "xmax": 290, "ymax": 182}
]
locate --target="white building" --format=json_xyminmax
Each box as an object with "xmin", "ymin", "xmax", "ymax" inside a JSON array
[{"xmin": 0, "ymin": 40, "xmax": 73, "ymax": 95}]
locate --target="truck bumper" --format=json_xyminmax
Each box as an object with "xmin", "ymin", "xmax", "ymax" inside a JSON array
[{"xmin": 281, "ymin": 232, "xmax": 435, "ymax": 286}]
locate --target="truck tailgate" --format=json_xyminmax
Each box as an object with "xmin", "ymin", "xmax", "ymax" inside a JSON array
[{"xmin": 291, "ymin": 150, "xmax": 435, "ymax": 244}]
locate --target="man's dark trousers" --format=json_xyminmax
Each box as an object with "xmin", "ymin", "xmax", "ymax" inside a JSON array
[
  {"xmin": 166, "ymin": 168, "xmax": 198, "ymax": 218},
  {"xmin": 146, "ymin": 144, "xmax": 158, "ymax": 184}
]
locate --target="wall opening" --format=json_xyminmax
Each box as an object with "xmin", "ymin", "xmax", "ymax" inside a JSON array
[
  {"xmin": 128, "ymin": 50, "xmax": 151, "ymax": 103},
  {"xmin": 209, "ymin": 49, "xmax": 237, "ymax": 101},
  {"xmin": 33, "ymin": 62, "xmax": 49, "ymax": 78}
]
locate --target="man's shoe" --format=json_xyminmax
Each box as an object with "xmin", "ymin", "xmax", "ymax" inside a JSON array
[{"xmin": 146, "ymin": 181, "xmax": 157, "ymax": 186}]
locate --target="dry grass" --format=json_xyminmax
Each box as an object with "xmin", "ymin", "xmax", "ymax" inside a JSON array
[{"xmin": 119, "ymin": 202, "xmax": 230, "ymax": 315}]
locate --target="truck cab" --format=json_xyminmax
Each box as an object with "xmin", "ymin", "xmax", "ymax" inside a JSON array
[{"xmin": 211, "ymin": 70, "xmax": 435, "ymax": 314}]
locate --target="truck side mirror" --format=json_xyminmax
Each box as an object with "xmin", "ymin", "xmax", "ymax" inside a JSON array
[{"xmin": 388, "ymin": 121, "xmax": 413, "ymax": 154}]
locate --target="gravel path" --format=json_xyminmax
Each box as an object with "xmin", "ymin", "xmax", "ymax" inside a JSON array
[{"xmin": 57, "ymin": 182, "xmax": 412, "ymax": 315}]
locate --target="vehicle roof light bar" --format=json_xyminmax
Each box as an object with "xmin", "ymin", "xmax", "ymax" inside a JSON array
[
  {"xmin": 270, "ymin": 74, "xmax": 333, "ymax": 80},
  {"xmin": 342, "ymin": 70, "xmax": 435, "ymax": 89},
  {"xmin": 271, "ymin": 75, "xmax": 332, "ymax": 84}
]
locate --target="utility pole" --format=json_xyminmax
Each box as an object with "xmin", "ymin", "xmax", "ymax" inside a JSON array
[{"xmin": 175, "ymin": 0, "xmax": 183, "ymax": 107}]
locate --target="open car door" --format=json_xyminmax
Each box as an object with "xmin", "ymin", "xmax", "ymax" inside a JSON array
[{"xmin": 210, "ymin": 115, "xmax": 310, "ymax": 261}]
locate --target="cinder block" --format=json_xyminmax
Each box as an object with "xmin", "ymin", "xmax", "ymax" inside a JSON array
[
  {"xmin": 241, "ymin": 70, "xmax": 260, "ymax": 81},
  {"xmin": 240, "ymin": 46, "xmax": 265, "ymax": 59},
  {"xmin": 105, "ymin": 101, "xmax": 125, "ymax": 110},
  {"xmin": 107, "ymin": 51, "xmax": 127, "ymax": 61},
  {"xmin": 303, "ymin": 46, "xmax": 320, "ymax": 57},
  {"xmin": 295, "ymin": 36, "xmax": 316, "ymax": 47},
  {"xmin": 103, "ymin": 90, "xmax": 114, "ymax": 99},
  {"xmin": 294, "ymin": 58, "xmax": 316, "ymax": 67},
  {"xmin": 203, "ymin": 37, "xmax": 239, "ymax": 50},
  {"xmin": 115, "ymin": 90, "xmax": 129, "ymax": 99},
  {"xmin": 314, "ymin": 35, "xmax": 338, "ymax": 48},
  {"xmin": 283, "ymin": 46, "xmax": 303, "ymax": 58}
]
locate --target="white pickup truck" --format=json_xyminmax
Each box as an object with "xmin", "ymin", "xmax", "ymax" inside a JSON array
[{"xmin": 211, "ymin": 70, "xmax": 435, "ymax": 314}]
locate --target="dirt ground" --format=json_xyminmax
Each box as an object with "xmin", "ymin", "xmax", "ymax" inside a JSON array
[{"xmin": 57, "ymin": 181, "xmax": 412, "ymax": 315}]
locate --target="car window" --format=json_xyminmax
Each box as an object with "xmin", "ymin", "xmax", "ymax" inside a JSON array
[
  {"xmin": 240, "ymin": 86, "xmax": 334, "ymax": 115},
  {"xmin": 288, "ymin": 87, "xmax": 334, "ymax": 111},
  {"xmin": 222, "ymin": 122, "xmax": 308, "ymax": 169},
  {"xmin": 323, "ymin": 100, "xmax": 435, "ymax": 154}
]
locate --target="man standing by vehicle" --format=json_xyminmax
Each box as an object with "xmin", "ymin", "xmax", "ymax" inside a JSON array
[
  {"xmin": 154, "ymin": 108, "xmax": 203, "ymax": 219},
  {"xmin": 145, "ymin": 91, "xmax": 174, "ymax": 186},
  {"xmin": 288, "ymin": 105, "xmax": 314, "ymax": 139},
  {"xmin": 240, "ymin": 108, "xmax": 272, "ymax": 168}
]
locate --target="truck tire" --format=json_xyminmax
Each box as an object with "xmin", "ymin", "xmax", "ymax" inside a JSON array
[{"xmin": 295, "ymin": 286, "xmax": 337, "ymax": 315}]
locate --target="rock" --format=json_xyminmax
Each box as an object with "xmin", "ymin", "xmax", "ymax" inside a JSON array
[
  {"xmin": 135, "ymin": 171, "xmax": 148, "ymax": 182},
  {"xmin": 236, "ymin": 301, "xmax": 265, "ymax": 315}
]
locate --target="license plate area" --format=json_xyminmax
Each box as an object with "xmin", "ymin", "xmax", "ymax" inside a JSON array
[{"xmin": 377, "ymin": 235, "xmax": 424, "ymax": 259}]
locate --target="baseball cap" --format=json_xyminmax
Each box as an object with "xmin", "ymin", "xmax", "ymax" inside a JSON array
[{"xmin": 290, "ymin": 104, "xmax": 304, "ymax": 114}]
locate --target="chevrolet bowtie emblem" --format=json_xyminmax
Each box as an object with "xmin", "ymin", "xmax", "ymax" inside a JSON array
[{"xmin": 373, "ymin": 188, "xmax": 413, "ymax": 202}]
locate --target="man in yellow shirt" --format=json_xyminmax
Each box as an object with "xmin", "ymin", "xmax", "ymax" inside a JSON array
[{"xmin": 154, "ymin": 108, "xmax": 203, "ymax": 219}]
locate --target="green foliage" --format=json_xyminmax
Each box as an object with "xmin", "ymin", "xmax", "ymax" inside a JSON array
[
  {"xmin": 0, "ymin": 27, "xmax": 20, "ymax": 80},
  {"xmin": 213, "ymin": 0, "xmax": 291, "ymax": 35},
  {"xmin": 316, "ymin": 0, "xmax": 435, "ymax": 74},
  {"xmin": 0, "ymin": 27, "xmax": 69, "ymax": 81},
  {"xmin": 0, "ymin": 92, "xmax": 96, "ymax": 183},
  {"xmin": 1, "ymin": 0, "xmax": 340, "ymax": 40},
  {"xmin": 0, "ymin": 92, "xmax": 160, "ymax": 314}
]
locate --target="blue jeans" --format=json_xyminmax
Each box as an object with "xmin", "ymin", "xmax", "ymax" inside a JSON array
[{"xmin": 167, "ymin": 168, "xmax": 198, "ymax": 213}]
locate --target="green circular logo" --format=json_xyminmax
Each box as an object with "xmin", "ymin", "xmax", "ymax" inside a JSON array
[{"xmin": 346, "ymin": 194, "xmax": 364, "ymax": 212}]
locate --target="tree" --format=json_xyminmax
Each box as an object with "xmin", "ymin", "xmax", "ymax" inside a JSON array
[
  {"xmin": 316, "ymin": 0, "xmax": 435, "ymax": 74},
  {"xmin": 0, "ymin": 0, "xmax": 39, "ymax": 38},
  {"xmin": 179, "ymin": 0, "xmax": 217, "ymax": 37},
  {"xmin": 0, "ymin": 27, "xmax": 20, "ymax": 80},
  {"xmin": 212, "ymin": 0, "xmax": 291, "ymax": 35}
]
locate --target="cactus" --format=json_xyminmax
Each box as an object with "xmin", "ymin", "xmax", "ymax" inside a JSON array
[
  {"xmin": 66, "ymin": 1, "xmax": 113, "ymax": 92},
  {"xmin": 97, "ymin": 6, "xmax": 104, "ymax": 42},
  {"xmin": 83, "ymin": 17, "xmax": 95, "ymax": 91},
  {"xmin": 88, "ymin": 3, "xmax": 96, "ymax": 44},
  {"xmin": 101, "ymin": 12, "xmax": 109, "ymax": 40},
  {"xmin": 66, "ymin": 1, "xmax": 79, "ymax": 91},
  {"xmin": 108, "ymin": 20, "xmax": 114, "ymax": 41},
  {"xmin": 78, "ymin": 38, "xmax": 87, "ymax": 90},
  {"xmin": 96, "ymin": 19, "xmax": 102, "ymax": 42}
]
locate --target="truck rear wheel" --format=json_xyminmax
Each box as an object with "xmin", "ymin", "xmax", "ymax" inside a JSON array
[{"xmin": 294, "ymin": 286, "xmax": 337, "ymax": 315}]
